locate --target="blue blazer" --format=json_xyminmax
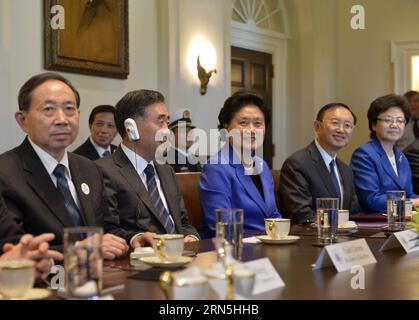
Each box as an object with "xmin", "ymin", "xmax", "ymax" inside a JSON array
[
  {"xmin": 199, "ymin": 145, "xmax": 281, "ymax": 237},
  {"xmin": 350, "ymin": 138, "xmax": 418, "ymax": 212}
]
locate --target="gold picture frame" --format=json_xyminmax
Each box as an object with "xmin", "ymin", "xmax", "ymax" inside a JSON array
[{"xmin": 44, "ymin": 0, "xmax": 129, "ymax": 79}]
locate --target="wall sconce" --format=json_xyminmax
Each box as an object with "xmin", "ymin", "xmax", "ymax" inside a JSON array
[
  {"xmin": 197, "ymin": 55, "xmax": 216, "ymax": 95},
  {"xmin": 187, "ymin": 36, "xmax": 217, "ymax": 95}
]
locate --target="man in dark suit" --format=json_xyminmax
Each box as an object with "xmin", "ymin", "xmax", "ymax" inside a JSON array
[
  {"xmin": 404, "ymin": 138, "xmax": 419, "ymax": 194},
  {"xmin": 278, "ymin": 103, "xmax": 360, "ymax": 223},
  {"xmin": 73, "ymin": 105, "xmax": 118, "ymax": 160},
  {"xmin": 0, "ymin": 73, "xmax": 129, "ymax": 259},
  {"xmin": 167, "ymin": 108, "xmax": 201, "ymax": 173},
  {"xmin": 96, "ymin": 89, "xmax": 199, "ymax": 248}
]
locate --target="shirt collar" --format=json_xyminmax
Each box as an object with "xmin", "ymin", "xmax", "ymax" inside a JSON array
[
  {"xmin": 315, "ymin": 139, "xmax": 336, "ymax": 167},
  {"xmin": 89, "ymin": 136, "xmax": 111, "ymax": 157},
  {"xmin": 121, "ymin": 143, "xmax": 153, "ymax": 175},
  {"xmin": 28, "ymin": 137, "xmax": 70, "ymax": 177}
]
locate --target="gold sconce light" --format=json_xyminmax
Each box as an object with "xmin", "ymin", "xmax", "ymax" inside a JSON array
[{"xmin": 197, "ymin": 55, "xmax": 216, "ymax": 95}]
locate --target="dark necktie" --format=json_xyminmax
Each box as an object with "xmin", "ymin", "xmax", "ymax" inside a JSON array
[
  {"xmin": 414, "ymin": 120, "xmax": 419, "ymax": 139},
  {"xmin": 53, "ymin": 164, "xmax": 83, "ymax": 226},
  {"xmin": 102, "ymin": 150, "xmax": 111, "ymax": 157},
  {"xmin": 143, "ymin": 164, "xmax": 176, "ymax": 233},
  {"xmin": 329, "ymin": 159, "xmax": 342, "ymax": 207}
]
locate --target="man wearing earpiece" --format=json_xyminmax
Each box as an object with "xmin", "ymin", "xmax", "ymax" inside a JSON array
[{"xmin": 96, "ymin": 89, "xmax": 200, "ymax": 248}]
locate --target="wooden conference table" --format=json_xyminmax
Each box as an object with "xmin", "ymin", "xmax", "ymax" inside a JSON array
[{"xmin": 59, "ymin": 223, "xmax": 419, "ymax": 300}]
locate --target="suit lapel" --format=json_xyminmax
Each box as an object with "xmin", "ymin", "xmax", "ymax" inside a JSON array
[
  {"xmin": 19, "ymin": 138, "xmax": 76, "ymax": 227},
  {"xmin": 336, "ymin": 159, "xmax": 351, "ymax": 208},
  {"xmin": 86, "ymin": 139, "xmax": 100, "ymax": 159},
  {"xmin": 308, "ymin": 142, "xmax": 338, "ymax": 197},
  {"xmin": 113, "ymin": 149, "xmax": 169, "ymax": 229},
  {"xmin": 371, "ymin": 139, "xmax": 403, "ymax": 189}
]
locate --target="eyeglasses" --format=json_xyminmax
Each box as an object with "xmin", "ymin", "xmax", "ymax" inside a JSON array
[
  {"xmin": 376, "ymin": 117, "xmax": 406, "ymax": 126},
  {"xmin": 320, "ymin": 119, "xmax": 355, "ymax": 130}
]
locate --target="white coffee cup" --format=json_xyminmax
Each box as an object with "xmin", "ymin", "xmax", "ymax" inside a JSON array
[
  {"xmin": 153, "ymin": 234, "xmax": 184, "ymax": 261},
  {"xmin": 265, "ymin": 218, "xmax": 290, "ymax": 239},
  {"xmin": 0, "ymin": 260, "xmax": 35, "ymax": 299},
  {"xmin": 204, "ymin": 263, "xmax": 255, "ymax": 299},
  {"xmin": 338, "ymin": 210, "xmax": 350, "ymax": 227},
  {"xmin": 160, "ymin": 267, "xmax": 208, "ymax": 300}
]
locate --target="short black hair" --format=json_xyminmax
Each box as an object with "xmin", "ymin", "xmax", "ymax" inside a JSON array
[
  {"xmin": 316, "ymin": 102, "xmax": 357, "ymax": 125},
  {"xmin": 88, "ymin": 105, "xmax": 115, "ymax": 125},
  {"xmin": 218, "ymin": 90, "xmax": 271, "ymax": 130},
  {"xmin": 115, "ymin": 89, "xmax": 165, "ymax": 137},
  {"xmin": 18, "ymin": 72, "xmax": 80, "ymax": 111},
  {"xmin": 367, "ymin": 94, "xmax": 410, "ymax": 139}
]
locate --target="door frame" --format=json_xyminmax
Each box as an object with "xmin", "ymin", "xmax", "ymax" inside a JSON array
[{"xmin": 228, "ymin": 22, "xmax": 289, "ymax": 169}]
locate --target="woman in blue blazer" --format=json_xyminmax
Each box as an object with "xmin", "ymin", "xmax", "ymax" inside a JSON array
[
  {"xmin": 350, "ymin": 94, "xmax": 419, "ymax": 212},
  {"xmin": 199, "ymin": 91, "xmax": 281, "ymax": 238}
]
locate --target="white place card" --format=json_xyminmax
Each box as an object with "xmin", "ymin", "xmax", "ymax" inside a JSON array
[
  {"xmin": 244, "ymin": 258, "xmax": 285, "ymax": 295},
  {"xmin": 313, "ymin": 239, "xmax": 377, "ymax": 272},
  {"xmin": 380, "ymin": 229, "xmax": 419, "ymax": 253}
]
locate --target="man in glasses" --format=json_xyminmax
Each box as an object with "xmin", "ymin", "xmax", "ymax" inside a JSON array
[{"xmin": 278, "ymin": 103, "xmax": 360, "ymax": 223}]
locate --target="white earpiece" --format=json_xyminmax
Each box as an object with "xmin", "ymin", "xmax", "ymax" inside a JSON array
[{"xmin": 124, "ymin": 118, "xmax": 140, "ymax": 141}]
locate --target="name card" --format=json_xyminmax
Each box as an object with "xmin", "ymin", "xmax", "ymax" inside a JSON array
[
  {"xmin": 380, "ymin": 229, "xmax": 419, "ymax": 253},
  {"xmin": 244, "ymin": 258, "xmax": 285, "ymax": 295},
  {"xmin": 313, "ymin": 239, "xmax": 377, "ymax": 272}
]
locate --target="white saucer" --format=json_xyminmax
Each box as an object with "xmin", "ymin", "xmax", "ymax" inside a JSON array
[
  {"xmin": 140, "ymin": 256, "xmax": 194, "ymax": 267},
  {"xmin": 338, "ymin": 221, "xmax": 358, "ymax": 230},
  {"xmin": 0, "ymin": 288, "xmax": 51, "ymax": 300},
  {"xmin": 256, "ymin": 235, "xmax": 300, "ymax": 244}
]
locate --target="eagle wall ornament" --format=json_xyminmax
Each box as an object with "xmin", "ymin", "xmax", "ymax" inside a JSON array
[{"xmin": 197, "ymin": 56, "xmax": 216, "ymax": 95}]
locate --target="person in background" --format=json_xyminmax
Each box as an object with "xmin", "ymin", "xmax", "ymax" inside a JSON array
[
  {"xmin": 396, "ymin": 90, "xmax": 419, "ymax": 150},
  {"xmin": 199, "ymin": 91, "xmax": 281, "ymax": 238},
  {"xmin": 351, "ymin": 94, "xmax": 419, "ymax": 212},
  {"xmin": 278, "ymin": 103, "xmax": 360, "ymax": 223},
  {"xmin": 73, "ymin": 105, "xmax": 118, "ymax": 160},
  {"xmin": 167, "ymin": 108, "xmax": 202, "ymax": 173}
]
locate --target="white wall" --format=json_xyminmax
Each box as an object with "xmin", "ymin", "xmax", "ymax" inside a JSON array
[
  {"xmin": 0, "ymin": 0, "xmax": 159, "ymax": 152},
  {"xmin": 158, "ymin": 0, "xmax": 231, "ymax": 154}
]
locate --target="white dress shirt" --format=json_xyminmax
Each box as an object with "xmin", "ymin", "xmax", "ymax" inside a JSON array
[
  {"xmin": 315, "ymin": 139, "xmax": 344, "ymax": 208},
  {"xmin": 90, "ymin": 136, "xmax": 111, "ymax": 158},
  {"xmin": 28, "ymin": 137, "xmax": 81, "ymax": 209}
]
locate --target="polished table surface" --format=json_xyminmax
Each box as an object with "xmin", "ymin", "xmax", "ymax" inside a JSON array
[{"xmin": 59, "ymin": 224, "xmax": 419, "ymax": 300}]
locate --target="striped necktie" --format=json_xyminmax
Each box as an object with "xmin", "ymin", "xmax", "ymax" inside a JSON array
[
  {"xmin": 53, "ymin": 164, "xmax": 83, "ymax": 226},
  {"xmin": 143, "ymin": 164, "xmax": 176, "ymax": 233}
]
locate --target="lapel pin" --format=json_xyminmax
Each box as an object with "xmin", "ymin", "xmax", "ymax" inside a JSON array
[{"xmin": 81, "ymin": 183, "xmax": 90, "ymax": 195}]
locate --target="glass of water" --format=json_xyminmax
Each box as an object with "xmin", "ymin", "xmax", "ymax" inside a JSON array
[
  {"xmin": 64, "ymin": 227, "xmax": 103, "ymax": 299},
  {"xmin": 316, "ymin": 198, "xmax": 339, "ymax": 244},
  {"xmin": 215, "ymin": 209, "xmax": 244, "ymax": 261},
  {"xmin": 387, "ymin": 190, "xmax": 406, "ymax": 231}
]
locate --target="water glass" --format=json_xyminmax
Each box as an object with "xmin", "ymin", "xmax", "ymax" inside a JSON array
[
  {"xmin": 64, "ymin": 227, "xmax": 103, "ymax": 299},
  {"xmin": 387, "ymin": 190, "xmax": 406, "ymax": 231},
  {"xmin": 316, "ymin": 198, "xmax": 339, "ymax": 243},
  {"xmin": 215, "ymin": 209, "xmax": 244, "ymax": 261}
]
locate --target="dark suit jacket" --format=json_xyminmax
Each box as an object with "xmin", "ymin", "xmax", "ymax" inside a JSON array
[
  {"xmin": 95, "ymin": 147, "xmax": 199, "ymax": 243},
  {"xmin": 0, "ymin": 138, "xmax": 119, "ymax": 249},
  {"xmin": 278, "ymin": 141, "xmax": 360, "ymax": 223},
  {"xmin": 168, "ymin": 147, "xmax": 202, "ymax": 173},
  {"xmin": 73, "ymin": 138, "xmax": 117, "ymax": 161},
  {"xmin": 405, "ymin": 138, "xmax": 419, "ymax": 194}
]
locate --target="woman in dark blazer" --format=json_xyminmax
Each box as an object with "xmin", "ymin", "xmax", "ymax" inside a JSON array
[
  {"xmin": 199, "ymin": 91, "xmax": 281, "ymax": 238},
  {"xmin": 350, "ymin": 94, "xmax": 419, "ymax": 212}
]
